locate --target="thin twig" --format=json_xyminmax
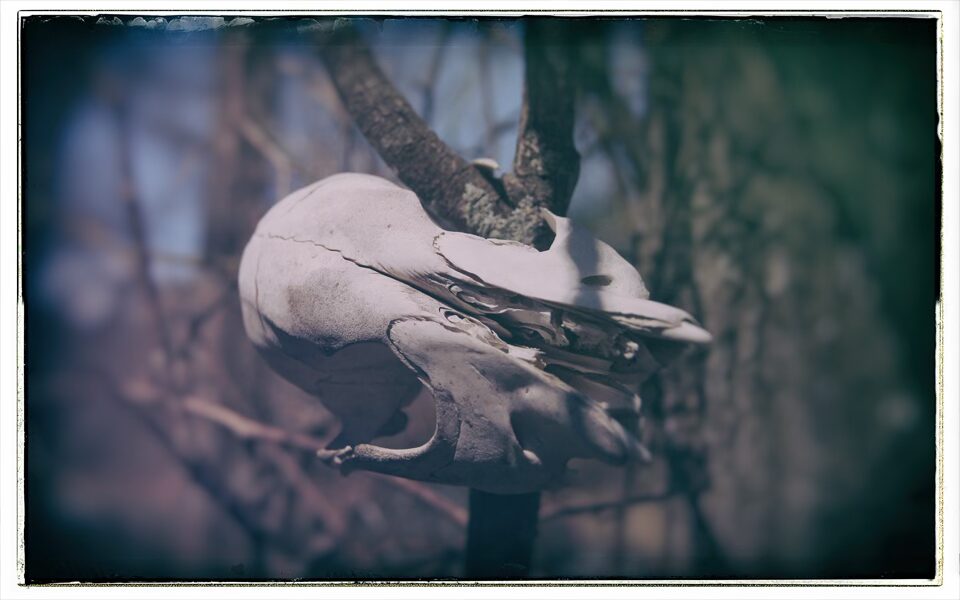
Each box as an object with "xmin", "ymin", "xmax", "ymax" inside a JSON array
[
  {"xmin": 95, "ymin": 369, "xmax": 275, "ymax": 544},
  {"xmin": 184, "ymin": 289, "xmax": 234, "ymax": 345},
  {"xmin": 258, "ymin": 443, "xmax": 347, "ymax": 539},
  {"xmin": 539, "ymin": 491, "xmax": 675, "ymax": 523},
  {"xmin": 109, "ymin": 94, "xmax": 176, "ymax": 372},
  {"xmin": 180, "ymin": 396, "xmax": 469, "ymax": 528},
  {"xmin": 419, "ymin": 23, "xmax": 451, "ymax": 125},
  {"xmin": 238, "ymin": 115, "xmax": 295, "ymax": 199},
  {"xmin": 462, "ymin": 115, "xmax": 521, "ymax": 159},
  {"xmin": 373, "ymin": 474, "xmax": 468, "ymax": 528},
  {"xmin": 180, "ymin": 396, "xmax": 333, "ymax": 455},
  {"xmin": 478, "ymin": 36, "xmax": 497, "ymax": 155},
  {"xmin": 65, "ymin": 213, "xmax": 236, "ymax": 279}
]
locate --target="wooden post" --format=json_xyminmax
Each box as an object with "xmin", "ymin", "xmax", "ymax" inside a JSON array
[{"xmin": 464, "ymin": 490, "xmax": 541, "ymax": 579}]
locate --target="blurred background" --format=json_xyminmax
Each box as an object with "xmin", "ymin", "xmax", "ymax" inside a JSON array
[{"xmin": 21, "ymin": 15, "xmax": 938, "ymax": 581}]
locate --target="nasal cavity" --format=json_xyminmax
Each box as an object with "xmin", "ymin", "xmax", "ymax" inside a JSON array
[{"xmin": 581, "ymin": 274, "xmax": 613, "ymax": 287}]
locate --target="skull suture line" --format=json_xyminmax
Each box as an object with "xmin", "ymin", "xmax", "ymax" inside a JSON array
[{"xmin": 239, "ymin": 173, "xmax": 710, "ymax": 494}]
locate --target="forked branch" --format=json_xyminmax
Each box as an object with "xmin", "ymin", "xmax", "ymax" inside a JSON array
[{"xmin": 317, "ymin": 20, "xmax": 581, "ymax": 247}]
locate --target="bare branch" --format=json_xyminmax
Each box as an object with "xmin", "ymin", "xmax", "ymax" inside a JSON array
[
  {"xmin": 180, "ymin": 396, "xmax": 469, "ymax": 528},
  {"xmin": 108, "ymin": 92, "xmax": 176, "ymax": 369},
  {"xmin": 478, "ymin": 35, "xmax": 498, "ymax": 154},
  {"xmin": 374, "ymin": 475, "xmax": 468, "ymax": 529},
  {"xmin": 97, "ymin": 370, "xmax": 276, "ymax": 545},
  {"xmin": 463, "ymin": 115, "xmax": 521, "ymax": 159},
  {"xmin": 238, "ymin": 115, "xmax": 294, "ymax": 199},
  {"xmin": 317, "ymin": 23, "xmax": 551, "ymax": 245},
  {"xmin": 419, "ymin": 23, "xmax": 451, "ymax": 125},
  {"xmin": 579, "ymin": 33, "xmax": 653, "ymax": 195},
  {"xmin": 180, "ymin": 396, "xmax": 333, "ymax": 454},
  {"xmin": 65, "ymin": 213, "xmax": 236, "ymax": 282},
  {"xmin": 258, "ymin": 443, "xmax": 348, "ymax": 539},
  {"xmin": 503, "ymin": 19, "xmax": 581, "ymax": 216},
  {"xmin": 539, "ymin": 491, "xmax": 674, "ymax": 522},
  {"xmin": 319, "ymin": 28, "xmax": 501, "ymax": 227}
]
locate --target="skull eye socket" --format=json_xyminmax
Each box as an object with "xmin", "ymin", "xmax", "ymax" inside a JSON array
[
  {"xmin": 581, "ymin": 274, "xmax": 613, "ymax": 287},
  {"xmin": 442, "ymin": 309, "xmax": 463, "ymax": 322}
]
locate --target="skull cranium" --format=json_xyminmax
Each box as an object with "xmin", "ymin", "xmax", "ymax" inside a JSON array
[{"xmin": 238, "ymin": 173, "xmax": 710, "ymax": 493}]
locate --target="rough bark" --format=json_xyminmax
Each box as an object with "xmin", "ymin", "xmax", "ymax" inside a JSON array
[
  {"xmin": 503, "ymin": 20, "xmax": 581, "ymax": 217},
  {"xmin": 317, "ymin": 22, "xmax": 575, "ymax": 248},
  {"xmin": 317, "ymin": 26, "xmax": 513, "ymax": 239}
]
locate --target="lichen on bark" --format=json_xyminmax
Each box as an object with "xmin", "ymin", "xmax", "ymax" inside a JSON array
[{"xmin": 318, "ymin": 20, "xmax": 579, "ymax": 247}]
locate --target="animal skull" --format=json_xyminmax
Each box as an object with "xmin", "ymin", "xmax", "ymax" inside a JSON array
[{"xmin": 238, "ymin": 173, "xmax": 710, "ymax": 493}]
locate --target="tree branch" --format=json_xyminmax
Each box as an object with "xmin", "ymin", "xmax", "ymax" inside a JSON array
[
  {"xmin": 375, "ymin": 475, "xmax": 468, "ymax": 529},
  {"xmin": 317, "ymin": 22, "xmax": 557, "ymax": 246},
  {"xmin": 503, "ymin": 19, "xmax": 581, "ymax": 217},
  {"xmin": 179, "ymin": 396, "xmax": 469, "ymax": 529},
  {"xmin": 180, "ymin": 396, "xmax": 334, "ymax": 455},
  {"xmin": 319, "ymin": 26, "xmax": 511, "ymax": 236},
  {"xmin": 419, "ymin": 23, "xmax": 451, "ymax": 125},
  {"xmin": 108, "ymin": 90, "xmax": 176, "ymax": 371},
  {"xmin": 238, "ymin": 115, "xmax": 294, "ymax": 199},
  {"xmin": 539, "ymin": 491, "xmax": 675, "ymax": 522}
]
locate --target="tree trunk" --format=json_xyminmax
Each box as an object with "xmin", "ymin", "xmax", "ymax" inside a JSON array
[{"xmin": 585, "ymin": 19, "xmax": 936, "ymax": 577}]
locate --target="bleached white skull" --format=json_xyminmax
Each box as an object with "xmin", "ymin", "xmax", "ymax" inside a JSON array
[{"xmin": 238, "ymin": 173, "xmax": 710, "ymax": 493}]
